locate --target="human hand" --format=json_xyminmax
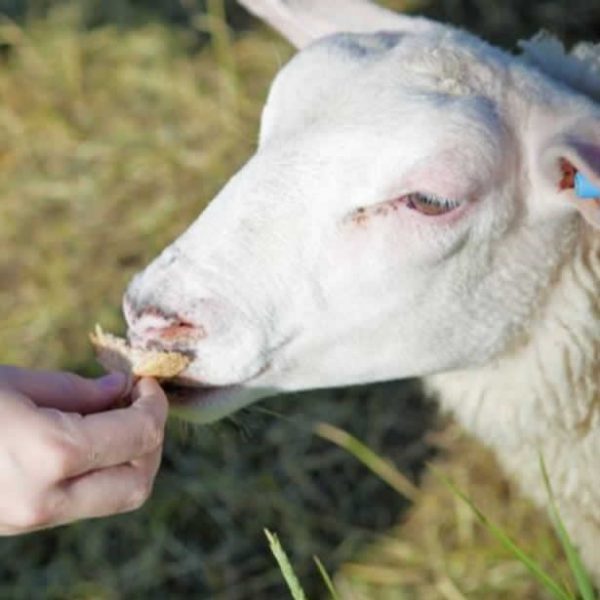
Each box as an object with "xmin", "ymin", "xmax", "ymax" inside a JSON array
[{"xmin": 0, "ymin": 366, "xmax": 168, "ymax": 535}]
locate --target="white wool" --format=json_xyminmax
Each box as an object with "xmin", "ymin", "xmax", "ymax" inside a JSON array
[
  {"xmin": 427, "ymin": 229, "xmax": 600, "ymax": 579},
  {"xmin": 519, "ymin": 32, "xmax": 600, "ymax": 101}
]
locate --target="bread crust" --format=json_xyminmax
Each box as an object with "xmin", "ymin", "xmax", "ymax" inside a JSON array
[{"xmin": 90, "ymin": 324, "xmax": 190, "ymax": 379}]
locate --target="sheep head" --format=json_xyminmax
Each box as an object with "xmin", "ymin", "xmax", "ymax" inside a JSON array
[{"xmin": 124, "ymin": 0, "xmax": 600, "ymax": 421}]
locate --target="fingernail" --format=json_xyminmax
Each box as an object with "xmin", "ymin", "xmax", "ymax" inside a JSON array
[{"xmin": 97, "ymin": 372, "xmax": 127, "ymax": 394}]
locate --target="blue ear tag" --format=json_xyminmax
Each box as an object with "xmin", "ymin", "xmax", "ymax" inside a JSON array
[{"xmin": 574, "ymin": 172, "xmax": 600, "ymax": 199}]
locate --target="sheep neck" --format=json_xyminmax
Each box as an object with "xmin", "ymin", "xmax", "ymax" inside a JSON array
[
  {"xmin": 425, "ymin": 226, "xmax": 600, "ymax": 579},
  {"xmin": 427, "ymin": 225, "xmax": 599, "ymax": 443}
]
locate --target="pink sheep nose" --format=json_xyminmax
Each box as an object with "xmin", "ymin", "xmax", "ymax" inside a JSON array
[
  {"xmin": 148, "ymin": 318, "xmax": 199, "ymax": 341},
  {"xmin": 124, "ymin": 298, "xmax": 205, "ymax": 348}
]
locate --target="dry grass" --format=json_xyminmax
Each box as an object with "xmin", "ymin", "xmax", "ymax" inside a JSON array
[
  {"xmin": 0, "ymin": 4, "xmax": 291, "ymax": 371},
  {"xmin": 0, "ymin": 3, "xmax": 588, "ymax": 598},
  {"xmin": 335, "ymin": 425, "xmax": 573, "ymax": 599}
]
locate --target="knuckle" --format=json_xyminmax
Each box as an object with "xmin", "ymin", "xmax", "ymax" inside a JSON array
[
  {"xmin": 139, "ymin": 413, "xmax": 164, "ymax": 451},
  {"xmin": 125, "ymin": 476, "xmax": 152, "ymax": 512},
  {"xmin": 42, "ymin": 435, "xmax": 80, "ymax": 480},
  {"xmin": 12, "ymin": 499, "xmax": 53, "ymax": 531}
]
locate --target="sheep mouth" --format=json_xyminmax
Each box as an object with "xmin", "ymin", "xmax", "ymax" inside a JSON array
[
  {"xmin": 128, "ymin": 333, "xmax": 274, "ymax": 421},
  {"xmin": 162, "ymin": 380, "xmax": 263, "ymax": 424},
  {"xmin": 158, "ymin": 367, "xmax": 273, "ymax": 423},
  {"xmin": 162, "ymin": 380, "xmax": 228, "ymax": 404}
]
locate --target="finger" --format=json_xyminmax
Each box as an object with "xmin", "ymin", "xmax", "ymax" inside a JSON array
[
  {"xmin": 0, "ymin": 366, "xmax": 128, "ymax": 413},
  {"xmin": 132, "ymin": 443, "xmax": 163, "ymax": 486},
  {"xmin": 60, "ymin": 446, "xmax": 164, "ymax": 522},
  {"xmin": 0, "ymin": 436, "xmax": 163, "ymax": 535},
  {"xmin": 131, "ymin": 377, "xmax": 166, "ymax": 403},
  {"xmin": 50, "ymin": 379, "xmax": 168, "ymax": 476}
]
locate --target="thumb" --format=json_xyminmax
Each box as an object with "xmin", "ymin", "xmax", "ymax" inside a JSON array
[{"xmin": 0, "ymin": 366, "xmax": 129, "ymax": 413}]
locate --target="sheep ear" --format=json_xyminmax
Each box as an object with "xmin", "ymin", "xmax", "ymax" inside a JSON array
[
  {"xmin": 538, "ymin": 117, "xmax": 600, "ymax": 230},
  {"xmin": 238, "ymin": 0, "xmax": 438, "ymax": 49}
]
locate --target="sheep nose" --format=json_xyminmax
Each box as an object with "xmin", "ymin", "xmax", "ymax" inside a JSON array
[
  {"xmin": 124, "ymin": 299, "xmax": 205, "ymax": 348},
  {"xmin": 147, "ymin": 318, "xmax": 200, "ymax": 342}
]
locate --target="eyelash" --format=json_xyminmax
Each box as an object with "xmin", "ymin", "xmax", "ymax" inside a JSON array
[
  {"xmin": 404, "ymin": 192, "xmax": 462, "ymax": 216},
  {"xmin": 347, "ymin": 191, "xmax": 464, "ymax": 225}
]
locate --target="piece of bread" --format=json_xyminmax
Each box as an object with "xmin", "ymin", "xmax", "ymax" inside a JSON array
[{"xmin": 90, "ymin": 324, "xmax": 190, "ymax": 379}]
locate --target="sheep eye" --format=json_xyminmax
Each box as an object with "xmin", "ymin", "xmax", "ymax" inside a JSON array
[{"xmin": 404, "ymin": 192, "xmax": 461, "ymax": 216}]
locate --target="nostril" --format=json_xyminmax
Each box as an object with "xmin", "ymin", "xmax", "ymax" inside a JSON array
[
  {"xmin": 155, "ymin": 320, "xmax": 204, "ymax": 341},
  {"xmin": 130, "ymin": 305, "xmax": 207, "ymax": 348}
]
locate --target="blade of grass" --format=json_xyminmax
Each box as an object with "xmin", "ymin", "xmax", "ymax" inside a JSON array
[
  {"xmin": 168, "ymin": 405, "xmax": 212, "ymax": 426},
  {"xmin": 264, "ymin": 529, "xmax": 308, "ymax": 600},
  {"xmin": 314, "ymin": 422, "xmax": 420, "ymax": 501},
  {"xmin": 433, "ymin": 468, "xmax": 574, "ymax": 600},
  {"xmin": 538, "ymin": 455, "xmax": 596, "ymax": 600},
  {"xmin": 313, "ymin": 555, "xmax": 340, "ymax": 600}
]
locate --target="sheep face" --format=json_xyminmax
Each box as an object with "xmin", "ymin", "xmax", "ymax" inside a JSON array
[{"xmin": 124, "ymin": 20, "xmax": 599, "ymax": 421}]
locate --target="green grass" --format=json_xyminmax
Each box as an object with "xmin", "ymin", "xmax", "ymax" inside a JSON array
[
  {"xmin": 437, "ymin": 473, "xmax": 575, "ymax": 600},
  {"xmin": 314, "ymin": 422, "xmax": 420, "ymax": 501},
  {"xmin": 539, "ymin": 456, "xmax": 596, "ymax": 600},
  {"xmin": 332, "ymin": 426, "xmax": 584, "ymax": 599},
  {"xmin": 266, "ymin": 428, "xmax": 596, "ymax": 600},
  {"xmin": 0, "ymin": 2, "xmax": 597, "ymax": 598},
  {"xmin": 265, "ymin": 530, "xmax": 308, "ymax": 600},
  {"xmin": 313, "ymin": 555, "xmax": 340, "ymax": 600}
]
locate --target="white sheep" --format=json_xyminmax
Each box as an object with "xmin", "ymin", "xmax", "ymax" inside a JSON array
[{"xmin": 123, "ymin": 0, "xmax": 600, "ymax": 582}]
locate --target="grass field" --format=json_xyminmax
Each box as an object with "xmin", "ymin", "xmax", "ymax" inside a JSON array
[{"xmin": 0, "ymin": 2, "xmax": 596, "ymax": 598}]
